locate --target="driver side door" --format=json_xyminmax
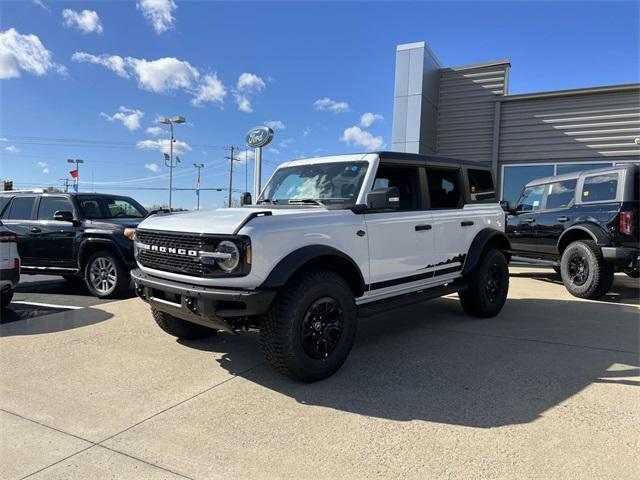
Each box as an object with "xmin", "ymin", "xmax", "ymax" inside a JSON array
[
  {"xmin": 31, "ymin": 196, "xmax": 79, "ymax": 268},
  {"xmin": 507, "ymin": 184, "xmax": 545, "ymax": 254}
]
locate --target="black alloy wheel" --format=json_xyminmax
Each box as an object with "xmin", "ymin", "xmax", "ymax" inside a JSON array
[{"xmin": 301, "ymin": 297, "xmax": 344, "ymax": 360}]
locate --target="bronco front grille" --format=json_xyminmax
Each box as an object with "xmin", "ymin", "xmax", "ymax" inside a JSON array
[{"xmin": 136, "ymin": 229, "xmax": 209, "ymax": 277}]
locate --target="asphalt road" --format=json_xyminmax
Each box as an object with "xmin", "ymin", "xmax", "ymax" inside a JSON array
[
  {"xmin": 2, "ymin": 275, "xmax": 135, "ymax": 324},
  {"xmin": 0, "ymin": 267, "xmax": 638, "ymax": 479}
]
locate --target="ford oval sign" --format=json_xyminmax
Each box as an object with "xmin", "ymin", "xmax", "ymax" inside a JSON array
[{"xmin": 246, "ymin": 126, "xmax": 274, "ymax": 148}]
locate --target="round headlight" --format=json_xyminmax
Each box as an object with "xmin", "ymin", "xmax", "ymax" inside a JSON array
[{"xmin": 214, "ymin": 240, "xmax": 240, "ymax": 272}]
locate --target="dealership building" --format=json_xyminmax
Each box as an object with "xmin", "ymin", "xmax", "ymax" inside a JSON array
[{"xmin": 392, "ymin": 41, "xmax": 640, "ymax": 202}]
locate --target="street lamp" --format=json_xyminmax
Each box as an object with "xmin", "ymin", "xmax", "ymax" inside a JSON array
[
  {"xmin": 193, "ymin": 163, "xmax": 205, "ymax": 211},
  {"xmin": 67, "ymin": 158, "xmax": 84, "ymax": 192},
  {"xmin": 159, "ymin": 116, "xmax": 186, "ymax": 211}
]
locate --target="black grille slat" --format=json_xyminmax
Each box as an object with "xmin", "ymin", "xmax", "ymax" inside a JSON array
[{"xmin": 136, "ymin": 229, "xmax": 211, "ymax": 276}]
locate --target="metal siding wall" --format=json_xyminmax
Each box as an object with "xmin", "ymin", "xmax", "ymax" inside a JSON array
[
  {"xmin": 436, "ymin": 63, "xmax": 509, "ymax": 161},
  {"xmin": 498, "ymin": 89, "xmax": 640, "ymax": 163}
]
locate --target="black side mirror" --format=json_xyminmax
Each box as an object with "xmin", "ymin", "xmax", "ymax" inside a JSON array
[
  {"xmin": 240, "ymin": 192, "xmax": 252, "ymax": 206},
  {"xmin": 53, "ymin": 210, "xmax": 74, "ymax": 222},
  {"xmin": 366, "ymin": 187, "xmax": 400, "ymax": 210},
  {"xmin": 499, "ymin": 201, "xmax": 518, "ymax": 214}
]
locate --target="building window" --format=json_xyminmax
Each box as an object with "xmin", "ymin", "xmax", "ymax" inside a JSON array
[
  {"xmin": 556, "ymin": 163, "xmax": 611, "ymax": 175},
  {"xmin": 502, "ymin": 165, "xmax": 554, "ymax": 204}
]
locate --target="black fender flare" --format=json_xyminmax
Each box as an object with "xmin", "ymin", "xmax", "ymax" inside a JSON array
[
  {"xmin": 260, "ymin": 245, "xmax": 366, "ymax": 296},
  {"xmin": 77, "ymin": 238, "xmax": 128, "ymax": 270},
  {"xmin": 462, "ymin": 229, "xmax": 511, "ymax": 275},
  {"xmin": 557, "ymin": 223, "xmax": 609, "ymax": 253}
]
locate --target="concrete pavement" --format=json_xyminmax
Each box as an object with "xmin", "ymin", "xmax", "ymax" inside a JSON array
[{"xmin": 1, "ymin": 267, "xmax": 638, "ymax": 479}]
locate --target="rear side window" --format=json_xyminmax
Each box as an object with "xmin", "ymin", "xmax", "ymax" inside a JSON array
[
  {"xmin": 582, "ymin": 173, "xmax": 618, "ymax": 203},
  {"xmin": 6, "ymin": 196, "xmax": 36, "ymax": 220},
  {"xmin": 467, "ymin": 169, "xmax": 495, "ymax": 199},
  {"xmin": 37, "ymin": 197, "xmax": 74, "ymax": 220},
  {"xmin": 427, "ymin": 168, "xmax": 461, "ymax": 209},
  {"xmin": 545, "ymin": 179, "xmax": 577, "ymax": 210}
]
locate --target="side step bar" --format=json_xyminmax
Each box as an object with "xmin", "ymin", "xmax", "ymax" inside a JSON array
[{"xmin": 357, "ymin": 282, "xmax": 467, "ymax": 318}]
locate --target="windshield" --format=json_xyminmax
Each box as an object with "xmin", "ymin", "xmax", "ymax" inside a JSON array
[
  {"xmin": 259, "ymin": 161, "xmax": 368, "ymax": 207},
  {"xmin": 78, "ymin": 196, "xmax": 147, "ymax": 219}
]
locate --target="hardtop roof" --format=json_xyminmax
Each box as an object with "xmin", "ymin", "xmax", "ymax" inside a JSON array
[{"xmin": 525, "ymin": 163, "xmax": 639, "ymax": 187}]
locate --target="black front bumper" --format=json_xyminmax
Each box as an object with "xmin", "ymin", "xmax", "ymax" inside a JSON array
[
  {"xmin": 601, "ymin": 246, "xmax": 640, "ymax": 268},
  {"xmin": 131, "ymin": 269, "xmax": 276, "ymax": 331}
]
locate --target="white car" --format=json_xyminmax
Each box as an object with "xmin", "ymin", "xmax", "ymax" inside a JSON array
[
  {"xmin": 0, "ymin": 221, "xmax": 20, "ymax": 309},
  {"xmin": 131, "ymin": 152, "xmax": 511, "ymax": 381}
]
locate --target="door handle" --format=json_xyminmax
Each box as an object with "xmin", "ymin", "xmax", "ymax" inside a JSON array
[
  {"xmin": 557, "ymin": 216, "xmax": 570, "ymax": 222},
  {"xmin": 522, "ymin": 218, "xmax": 536, "ymax": 224},
  {"xmin": 415, "ymin": 224, "xmax": 432, "ymax": 231},
  {"xmin": 30, "ymin": 227, "xmax": 42, "ymax": 234},
  {"xmin": 461, "ymin": 221, "xmax": 474, "ymax": 227}
]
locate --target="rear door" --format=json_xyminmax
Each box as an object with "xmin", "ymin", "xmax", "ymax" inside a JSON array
[
  {"xmin": 0, "ymin": 196, "xmax": 37, "ymax": 265},
  {"xmin": 535, "ymin": 179, "xmax": 577, "ymax": 255},
  {"xmin": 363, "ymin": 162, "xmax": 435, "ymax": 299},
  {"xmin": 507, "ymin": 185, "xmax": 545, "ymax": 254},
  {"xmin": 31, "ymin": 196, "xmax": 78, "ymax": 268}
]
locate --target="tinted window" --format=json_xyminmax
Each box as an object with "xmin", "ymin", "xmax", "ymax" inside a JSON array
[
  {"xmin": 78, "ymin": 196, "xmax": 146, "ymax": 219},
  {"xmin": 582, "ymin": 173, "xmax": 618, "ymax": 202},
  {"xmin": 502, "ymin": 165, "xmax": 554, "ymax": 204},
  {"xmin": 372, "ymin": 164, "xmax": 421, "ymax": 210},
  {"xmin": 468, "ymin": 169, "xmax": 494, "ymax": 193},
  {"xmin": 517, "ymin": 185, "xmax": 545, "ymax": 212},
  {"xmin": 0, "ymin": 196, "xmax": 12, "ymax": 217},
  {"xmin": 545, "ymin": 180, "xmax": 577, "ymax": 210},
  {"xmin": 37, "ymin": 197, "xmax": 74, "ymax": 220},
  {"xmin": 7, "ymin": 196, "xmax": 36, "ymax": 219},
  {"xmin": 427, "ymin": 168, "xmax": 461, "ymax": 209}
]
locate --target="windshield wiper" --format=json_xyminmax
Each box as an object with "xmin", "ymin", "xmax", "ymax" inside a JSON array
[
  {"xmin": 287, "ymin": 198, "xmax": 324, "ymax": 206},
  {"xmin": 256, "ymin": 198, "xmax": 277, "ymax": 204}
]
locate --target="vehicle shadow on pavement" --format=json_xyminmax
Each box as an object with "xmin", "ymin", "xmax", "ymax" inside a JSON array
[
  {"xmin": 510, "ymin": 270, "xmax": 639, "ymax": 305},
  {"xmin": 183, "ymin": 296, "xmax": 638, "ymax": 429},
  {"xmin": 16, "ymin": 279, "xmax": 136, "ymax": 300},
  {"xmin": 0, "ymin": 307, "xmax": 112, "ymax": 336}
]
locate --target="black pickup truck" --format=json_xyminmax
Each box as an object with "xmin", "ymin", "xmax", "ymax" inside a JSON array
[
  {"xmin": 503, "ymin": 164, "xmax": 639, "ymax": 299},
  {"xmin": 0, "ymin": 192, "xmax": 147, "ymax": 298}
]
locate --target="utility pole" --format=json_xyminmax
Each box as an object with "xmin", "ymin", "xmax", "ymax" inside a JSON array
[
  {"xmin": 59, "ymin": 178, "xmax": 70, "ymax": 192},
  {"xmin": 245, "ymin": 148, "xmax": 249, "ymax": 192},
  {"xmin": 193, "ymin": 163, "xmax": 204, "ymax": 211},
  {"xmin": 225, "ymin": 146, "xmax": 238, "ymax": 208}
]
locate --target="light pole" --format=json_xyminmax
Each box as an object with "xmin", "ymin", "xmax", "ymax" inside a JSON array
[
  {"xmin": 159, "ymin": 116, "xmax": 186, "ymax": 211},
  {"xmin": 67, "ymin": 159, "xmax": 84, "ymax": 191},
  {"xmin": 225, "ymin": 146, "xmax": 238, "ymax": 208},
  {"xmin": 193, "ymin": 163, "xmax": 204, "ymax": 210}
]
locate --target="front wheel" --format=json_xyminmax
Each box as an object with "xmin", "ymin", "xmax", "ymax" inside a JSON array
[
  {"xmin": 260, "ymin": 270, "xmax": 357, "ymax": 382},
  {"xmin": 459, "ymin": 248, "xmax": 509, "ymax": 318},
  {"xmin": 560, "ymin": 240, "xmax": 613, "ymax": 299},
  {"xmin": 84, "ymin": 250, "xmax": 130, "ymax": 299}
]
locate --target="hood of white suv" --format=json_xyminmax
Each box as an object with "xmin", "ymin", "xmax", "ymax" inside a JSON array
[{"xmin": 136, "ymin": 206, "xmax": 322, "ymax": 235}]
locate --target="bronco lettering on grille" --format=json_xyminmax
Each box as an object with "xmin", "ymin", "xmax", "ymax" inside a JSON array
[{"xmin": 138, "ymin": 243, "xmax": 198, "ymax": 257}]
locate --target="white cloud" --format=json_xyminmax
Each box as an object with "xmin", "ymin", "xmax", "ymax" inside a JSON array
[
  {"xmin": 0, "ymin": 137, "xmax": 8, "ymax": 142},
  {"xmin": 340, "ymin": 126, "xmax": 384, "ymax": 151},
  {"xmin": 136, "ymin": 139, "xmax": 191, "ymax": 155},
  {"xmin": 191, "ymin": 73, "xmax": 226, "ymax": 106},
  {"xmin": 100, "ymin": 106, "xmax": 144, "ymax": 131},
  {"xmin": 313, "ymin": 97, "xmax": 350, "ymax": 113},
  {"xmin": 359, "ymin": 112, "xmax": 383, "ymax": 128},
  {"xmin": 303, "ymin": 127, "xmax": 311, "ymax": 137},
  {"xmin": 279, "ymin": 138, "xmax": 295, "ymax": 148},
  {"xmin": 128, "ymin": 56, "xmax": 199, "ymax": 93},
  {"xmin": 144, "ymin": 163, "xmax": 161, "ymax": 173},
  {"xmin": 37, "ymin": 161, "xmax": 49, "ymax": 173},
  {"xmin": 0, "ymin": 28, "xmax": 66, "ymax": 79},
  {"xmin": 264, "ymin": 120, "xmax": 285, "ymax": 130},
  {"xmin": 71, "ymin": 52, "xmax": 129, "ymax": 78},
  {"xmin": 268, "ymin": 147, "xmax": 280, "ymax": 155},
  {"xmin": 234, "ymin": 93, "xmax": 252, "ymax": 113},
  {"xmin": 235, "ymin": 150, "xmax": 255, "ymax": 164},
  {"xmin": 32, "ymin": 1, "xmax": 48, "ymax": 10},
  {"xmin": 5, "ymin": 145, "xmax": 20, "ymax": 153},
  {"xmin": 136, "ymin": 0, "xmax": 177, "ymax": 34},
  {"xmin": 62, "ymin": 9, "xmax": 103, "ymax": 34},
  {"xmin": 146, "ymin": 126, "xmax": 163, "ymax": 136}
]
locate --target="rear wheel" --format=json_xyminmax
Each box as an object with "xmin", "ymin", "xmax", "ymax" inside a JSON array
[
  {"xmin": 84, "ymin": 251, "xmax": 130, "ymax": 299},
  {"xmin": 560, "ymin": 240, "xmax": 613, "ymax": 299},
  {"xmin": 459, "ymin": 248, "xmax": 509, "ymax": 318},
  {"xmin": 1, "ymin": 287, "xmax": 13, "ymax": 309},
  {"xmin": 152, "ymin": 308, "xmax": 217, "ymax": 340},
  {"xmin": 260, "ymin": 270, "xmax": 357, "ymax": 382}
]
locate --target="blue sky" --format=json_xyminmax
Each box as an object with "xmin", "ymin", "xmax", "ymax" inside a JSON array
[{"xmin": 1, "ymin": 0, "xmax": 638, "ymax": 209}]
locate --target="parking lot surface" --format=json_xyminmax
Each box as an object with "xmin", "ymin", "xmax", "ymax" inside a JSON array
[{"xmin": 1, "ymin": 267, "xmax": 638, "ymax": 479}]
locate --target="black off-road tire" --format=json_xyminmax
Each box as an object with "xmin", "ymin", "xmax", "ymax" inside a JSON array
[
  {"xmin": 84, "ymin": 250, "xmax": 130, "ymax": 299},
  {"xmin": 152, "ymin": 308, "xmax": 217, "ymax": 340},
  {"xmin": 260, "ymin": 269, "xmax": 357, "ymax": 382},
  {"xmin": 1, "ymin": 288, "xmax": 14, "ymax": 309},
  {"xmin": 560, "ymin": 240, "xmax": 614, "ymax": 299},
  {"xmin": 459, "ymin": 248, "xmax": 509, "ymax": 318}
]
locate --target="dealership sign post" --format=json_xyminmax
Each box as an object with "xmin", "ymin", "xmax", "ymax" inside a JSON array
[{"xmin": 246, "ymin": 126, "xmax": 274, "ymax": 199}]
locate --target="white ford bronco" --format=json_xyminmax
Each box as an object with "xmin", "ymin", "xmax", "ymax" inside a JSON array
[{"xmin": 131, "ymin": 152, "xmax": 511, "ymax": 381}]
